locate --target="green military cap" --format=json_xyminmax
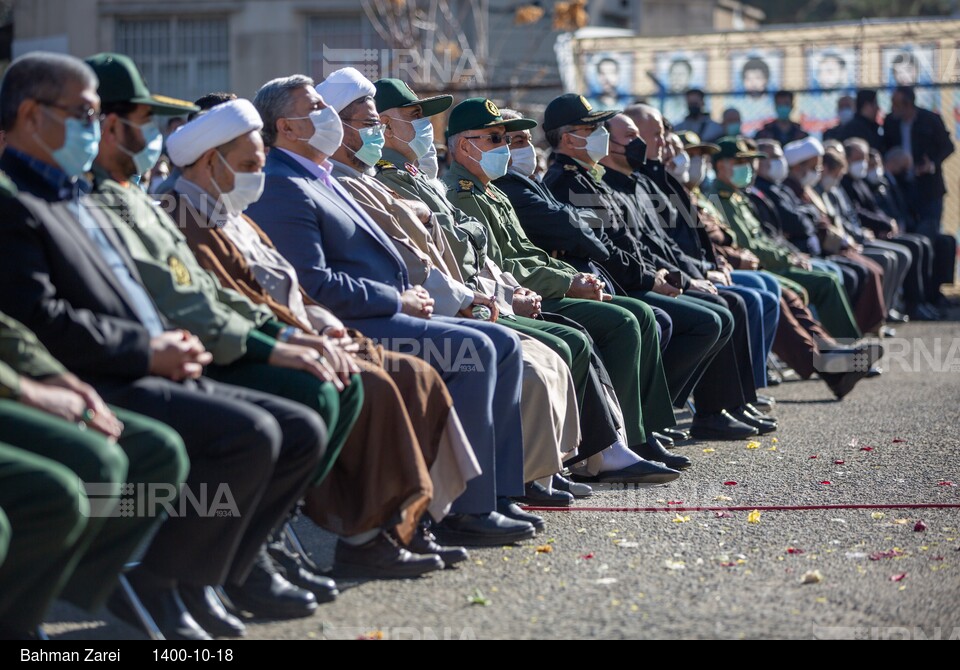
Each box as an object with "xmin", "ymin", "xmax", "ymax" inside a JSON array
[
  {"xmin": 373, "ymin": 78, "xmax": 453, "ymax": 117},
  {"xmin": 445, "ymin": 97, "xmax": 536, "ymax": 139},
  {"xmin": 85, "ymin": 53, "xmax": 199, "ymax": 115},
  {"xmin": 543, "ymin": 93, "xmax": 618, "ymax": 133},
  {"xmin": 715, "ymin": 135, "xmax": 767, "ymax": 160},
  {"xmin": 678, "ymin": 130, "xmax": 719, "ymax": 155}
]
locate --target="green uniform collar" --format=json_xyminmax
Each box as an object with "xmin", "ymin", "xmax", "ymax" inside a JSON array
[{"xmin": 444, "ymin": 160, "xmax": 485, "ymax": 195}]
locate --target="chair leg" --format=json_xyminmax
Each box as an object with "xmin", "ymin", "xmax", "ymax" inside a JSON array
[{"xmin": 118, "ymin": 571, "xmax": 165, "ymax": 641}]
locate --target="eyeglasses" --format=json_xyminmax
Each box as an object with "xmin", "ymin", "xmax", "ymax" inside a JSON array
[
  {"xmin": 464, "ymin": 133, "xmax": 512, "ymax": 146},
  {"xmin": 343, "ymin": 120, "xmax": 387, "ymax": 135},
  {"xmin": 38, "ymin": 101, "xmax": 100, "ymax": 126}
]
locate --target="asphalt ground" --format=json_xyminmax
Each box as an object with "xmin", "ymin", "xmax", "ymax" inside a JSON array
[{"xmin": 46, "ymin": 307, "xmax": 960, "ymax": 640}]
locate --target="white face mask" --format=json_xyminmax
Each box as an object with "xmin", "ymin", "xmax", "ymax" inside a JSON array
[
  {"xmin": 801, "ymin": 168, "xmax": 822, "ymax": 188},
  {"xmin": 668, "ymin": 151, "xmax": 690, "ymax": 183},
  {"xmin": 688, "ymin": 155, "xmax": 706, "ymax": 186},
  {"xmin": 866, "ymin": 167, "xmax": 883, "ymax": 185},
  {"xmin": 838, "ymin": 108, "xmax": 855, "ymax": 125},
  {"xmin": 469, "ymin": 141, "xmax": 511, "ymax": 180},
  {"xmin": 509, "ymin": 144, "xmax": 537, "ymax": 177},
  {"xmin": 766, "ymin": 157, "xmax": 789, "ymax": 185},
  {"xmin": 849, "ymin": 160, "xmax": 869, "ymax": 180},
  {"xmin": 570, "ymin": 126, "xmax": 610, "ymax": 162},
  {"xmin": 288, "ymin": 106, "xmax": 344, "ymax": 157},
  {"xmin": 212, "ymin": 152, "xmax": 265, "ymax": 216},
  {"xmin": 420, "ymin": 142, "xmax": 439, "ymax": 180},
  {"xmin": 820, "ymin": 173, "xmax": 839, "ymax": 191}
]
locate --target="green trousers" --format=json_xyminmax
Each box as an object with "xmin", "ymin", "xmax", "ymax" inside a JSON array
[
  {"xmin": 540, "ymin": 295, "xmax": 676, "ymax": 443},
  {"xmin": 0, "ymin": 400, "xmax": 187, "ymax": 629},
  {"xmin": 773, "ymin": 267, "xmax": 861, "ymax": 341},
  {"xmin": 502, "ymin": 315, "xmax": 592, "ymax": 403},
  {"xmin": 205, "ymin": 363, "xmax": 364, "ymax": 485}
]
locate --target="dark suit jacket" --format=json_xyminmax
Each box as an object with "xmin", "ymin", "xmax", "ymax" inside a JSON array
[
  {"xmin": 840, "ymin": 174, "xmax": 894, "ymax": 235},
  {"xmin": 0, "ymin": 151, "xmax": 155, "ymax": 382},
  {"xmin": 753, "ymin": 176, "xmax": 821, "ymax": 256},
  {"xmin": 832, "ymin": 113, "xmax": 884, "ymax": 152},
  {"xmin": 245, "ymin": 149, "xmax": 410, "ymax": 320},
  {"xmin": 883, "ymin": 107, "xmax": 955, "ymax": 200}
]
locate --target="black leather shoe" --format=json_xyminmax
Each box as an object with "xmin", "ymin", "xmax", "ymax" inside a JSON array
[
  {"xmin": 821, "ymin": 369, "xmax": 869, "ymax": 400},
  {"xmin": 108, "ymin": 580, "xmax": 211, "ymax": 641},
  {"xmin": 179, "ymin": 585, "xmax": 246, "ymax": 638},
  {"xmin": 553, "ymin": 473, "xmax": 593, "ymax": 498},
  {"xmin": 650, "ymin": 432, "xmax": 675, "ymax": 448},
  {"xmin": 406, "ymin": 524, "xmax": 469, "ymax": 568},
  {"xmin": 635, "ymin": 438, "xmax": 692, "ymax": 470},
  {"xmin": 574, "ymin": 459, "xmax": 681, "ymax": 485},
  {"xmin": 754, "ymin": 395, "xmax": 776, "ymax": 412},
  {"xmin": 690, "ymin": 410, "xmax": 758, "ymax": 441},
  {"xmin": 661, "ymin": 427, "xmax": 691, "ymax": 442},
  {"xmin": 333, "ymin": 531, "xmax": 443, "ymax": 579},
  {"xmin": 514, "ymin": 481, "xmax": 574, "ymax": 507},
  {"xmin": 223, "ymin": 550, "xmax": 317, "ymax": 619},
  {"xmin": 267, "ymin": 542, "xmax": 338, "ymax": 603},
  {"xmin": 434, "ymin": 512, "xmax": 536, "ymax": 547},
  {"xmin": 730, "ymin": 407, "xmax": 777, "ymax": 435},
  {"xmin": 497, "ymin": 497, "xmax": 546, "ymax": 532}
]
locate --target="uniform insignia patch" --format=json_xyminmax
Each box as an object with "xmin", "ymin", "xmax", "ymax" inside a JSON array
[
  {"xmin": 168, "ymin": 256, "xmax": 191, "ymax": 286},
  {"xmin": 375, "ymin": 159, "xmax": 396, "ymax": 171},
  {"xmin": 485, "ymin": 99, "xmax": 500, "ymax": 116},
  {"xmin": 404, "ymin": 162, "xmax": 420, "ymax": 176},
  {"xmin": 564, "ymin": 164, "xmax": 579, "ymax": 172},
  {"xmin": 458, "ymin": 179, "xmax": 474, "ymax": 192}
]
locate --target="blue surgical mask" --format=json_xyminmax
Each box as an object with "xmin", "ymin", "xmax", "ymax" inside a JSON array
[
  {"xmin": 396, "ymin": 116, "xmax": 435, "ymax": 160},
  {"xmin": 38, "ymin": 107, "xmax": 100, "ymax": 178},
  {"xmin": 838, "ymin": 108, "xmax": 855, "ymax": 125},
  {"xmin": 732, "ymin": 163, "xmax": 754, "ymax": 188},
  {"xmin": 117, "ymin": 117, "xmax": 163, "ymax": 176},
  {"xmin": 725, "ymin": 122, "xmax": 741, "ymax": 136},
  {"xmin": 776, "ymin": 104, "xmax": 792, "ymax": 121},
  {"xmin": 344, "ymin": 122, "xmax": 386, "ymax": 167},
  {"xmin": 469, "ymin": 142, "xmax": 511, "ymax": 180}
]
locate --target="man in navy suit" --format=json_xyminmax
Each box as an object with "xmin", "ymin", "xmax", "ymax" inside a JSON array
[{"xmin": 247, "ymin": 75, "xmax": 538, "ymax": 547}]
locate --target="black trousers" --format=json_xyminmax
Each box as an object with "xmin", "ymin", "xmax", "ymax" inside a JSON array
[
  {"xmin": 930, "ymin": 233, "xmax": 958, "ymax": 301},
  {"xmin": 685, "ymin": 290, "xmax": 757, "ymax": 413},
  {"xmin": 100, "ymin": 377, "xmax": 326, "ymax": 587}
]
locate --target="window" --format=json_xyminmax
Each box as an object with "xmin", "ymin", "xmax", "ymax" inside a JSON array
[
  {"xmin": 306, "ymin": 14, "xmax": 388, "ymax": 82},
  {"xmin": 115, "ymin": 17, "xmax": 229, "ymax": 105}
]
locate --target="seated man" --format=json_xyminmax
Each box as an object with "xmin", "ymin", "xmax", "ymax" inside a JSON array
[
  {"xmin": 707, "ymin": 137, "xmax": 863, "ymax": 343},
  {"xmin": 875, "ymin": 148, "xmax": 956, "ymax": 310},
  {"xmin": 673, "ymin": 135, "xmax": 884, "ymax": 399},
  {"xmin": 372, "ymin": 78, "xmax": 666, "ymax": 473},
  {"xmin": 316, "ymin": 69, "xmax": 582, "ymax": 502},
  {"xmin": 89, "ymin": 67, "xmax": 456, "ymax": 598},
  {"xmin": 616, "ymin": 106, "xmax": 775, "ymax": 434},
  {"xmin": 0, "ymin": 309, "xmax": 187, "ymax": 640},
  {"xmin": 441, "ymin": 97, "xmax": 688, "ymax": 477},
  {"xmin": 841, "ymin": 139, "xmax": 937, "ymax": 320},
  {"xmin": 246, "ymin": 74, "xmax": 540, "ymax": 547},
  {"xmin": 164, "ymin": 97, "xmax": 483, "ymax": 565},
  {"xmin": 0, "ymin": 52, "xmax": 326, "ymax": 641},
  {"xmin": 781, "ymin": 137, "xmax": 889, "ymax": 336}
]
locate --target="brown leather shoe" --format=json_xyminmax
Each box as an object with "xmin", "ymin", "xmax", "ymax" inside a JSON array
[{"xmin": 333, "ymin": 531, "xmax": 443, "ymax": 579}]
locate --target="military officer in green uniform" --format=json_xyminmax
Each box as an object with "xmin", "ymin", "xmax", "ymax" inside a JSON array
[
  {"xmin": 442, "ymin": 97, "xmax": 690, "ymax": 477},
  {"xmin": 707, "ymin": 137, "xmax": 862, "ymax": 341},
  {"xmin": 373, "ymin": 82, "xmax": 685, "ymax": 479},
  {"xmin": 0, "ymin": 305, "xmax": 188, "ymax": 639}
]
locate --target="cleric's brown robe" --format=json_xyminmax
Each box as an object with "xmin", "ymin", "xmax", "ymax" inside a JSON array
[{"xmin": 171, "ymin": 191, "xmax": 479, "ymax": 541}]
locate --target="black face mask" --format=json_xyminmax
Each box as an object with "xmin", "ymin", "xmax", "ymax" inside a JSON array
[
  {"xmin": 611, "ymin": 137, "xmax": 648, "ymax": 171},
  {"xmin": 688, "ymin": 103, "xmax": 702, "ymax": 117}
]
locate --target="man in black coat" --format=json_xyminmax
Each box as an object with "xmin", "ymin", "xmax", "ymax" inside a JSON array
[
  {"xmin": 883, "ymin": 86, "xmax": 955, "ymax": 238},
  {"xmin": 0, "ymin": 52, "xmax": 326, "ymax": 640},
  {"xmin": 833, "ymin": 89, "xmax": 884, "ymax": 151}
]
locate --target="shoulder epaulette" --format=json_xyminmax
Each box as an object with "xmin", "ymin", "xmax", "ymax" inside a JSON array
[
  {"xmin": 716, "ymin": 188, "xmax": 733, "ymax": 199},
  {"xmin": 564, "ymin": 164, "xmax": 579, "ymax": 172},
  {"xmin": 375, "ymin": 159, "xmax": 397, "ymax": 172},
  {"xmin": 457, "ymin": 178, "xmax": 476, "ymax": 193}
]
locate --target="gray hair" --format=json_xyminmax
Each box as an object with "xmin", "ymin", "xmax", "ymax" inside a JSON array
[
  {"xmin": 447, "ymin": 131, "xmax": 465, "ymax": 161},
  {"xmin": 0, "ymin": 52, "xmax": 98, "ymax": 131},
  {"xmin": 253, "ymin": 74, "xmax": 315, "ymax": 147},
  {"xmin": 623, "ymin": 103, "xmax": 659, "ymax": 124},
  {"xmin": 499, "ymin": 108, "xmax": 521, "ymax": 121}
]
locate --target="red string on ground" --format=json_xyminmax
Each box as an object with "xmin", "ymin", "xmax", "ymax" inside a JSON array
[{"xmin": 521, "ymin": 503, "xmax": 960, "ymax": 513}]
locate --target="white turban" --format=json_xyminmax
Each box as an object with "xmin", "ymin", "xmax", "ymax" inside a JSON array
[
  {"xmin": 783, "ymin": 136, "xmax": 824, "ymax": 167},
  {"xmin": 316, "ymin": 67, "xmax": 376, "ymax": 113},
  {"xmin": 166, "ymin": 99, "xmax": 263, "ymax": 167}
]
